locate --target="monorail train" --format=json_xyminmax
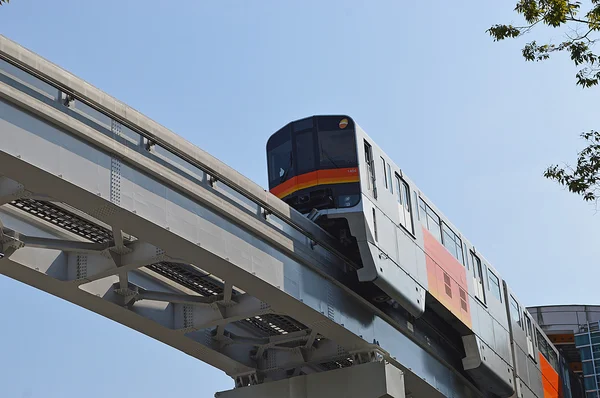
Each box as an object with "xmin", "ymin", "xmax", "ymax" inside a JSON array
[{"xmin": 266, "ymin": 115, "xmax": 574, "ymax": 398}]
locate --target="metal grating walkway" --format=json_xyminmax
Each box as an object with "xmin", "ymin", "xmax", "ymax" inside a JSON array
[{"xmin": 9, "ymin": 198, "xmax": 310, "ymax": 338}]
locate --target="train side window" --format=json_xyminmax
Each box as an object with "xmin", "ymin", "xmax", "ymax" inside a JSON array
[
  {"xmin": 401, "ymin": 180, "xmax": 414, "ymax": 234},
  {"xmin": 470, "ymin": 251, "xmax": 486, "ymax": 305},
  {"xmin": 381, "ymin": 157, "xmax": 388, "ymax": 190},
  {"xmin": 394, "ymin": 175, "xmax": 402, "ymax": 205},
  {"xmin": 419, "ymin": 198, "xmax": 426, "ymax": 225},
  {"xmin": 442, "ymin": 223, "xmax": 464, "ymax": 264},
  {"xmin": 548, "ymin": 349, "xmax": 557, "ymax": 370},
  {"xmin": 487, "ymin": 269, "xmax": 502, "ymax": 302},
  {"xmin": 395, "ymin": 174, "xmax": 414, "ymax": 235},
  {"xmin": 419, "ymin": 198, "xmax": 442, "ymax": 242},
  {"xmin": 364, "ymin": 141, "xmax": 376, "ymax": 199},
  {"xmin": 509, "ymin": 295, "xmax": 522, "ymax": 327},
  {"xmin": 536, "ymin": 329, "xmax": 550, "ymax": 360},
  {"xmin": 524, "ymin": 313, "xmax": 536, "ymax": 360}
]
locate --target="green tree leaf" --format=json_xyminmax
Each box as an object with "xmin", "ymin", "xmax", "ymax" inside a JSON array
[{"xmin": 490, "ymin": 1, "xmax": 600, "ymax": 204}]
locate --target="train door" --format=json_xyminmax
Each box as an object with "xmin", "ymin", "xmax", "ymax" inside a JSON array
[
  {"xmin": 364, "ymin": 141, "xmax": 376, "ymax": 198},
  {"xmin": 394, "ymin": 174, "xmax": 413, "ymax": 234},
  {"xmin": 470, "ymin": 251, "xmax": 486, "ymax": 304},
  {"xmin": 524, "ymin": 312, "xmax": 536, "ymax": 359}
]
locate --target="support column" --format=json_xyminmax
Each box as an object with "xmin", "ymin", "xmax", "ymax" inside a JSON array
[{"xmin": 215, "ymin": 361, "xmax": 405, "ymax": 398}]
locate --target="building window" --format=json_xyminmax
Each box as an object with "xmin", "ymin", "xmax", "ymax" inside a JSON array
[
  {"xmin": 470, "ymin": 251, "xmax": 486, "ymax": 305},
  {"xmin": 487, "ymin": 269, "xmax": 502, "ymax": 302},
  {"xmin": 442, "ymin": 223, "xmax": 464, "ymax": 264},
  {"xmin": 364, "ymin": 141, "xmax": 376, "ymax": 199},
  {"xmin": 419, "ymin": 198, "xmax": 442, "ymax": 242}
]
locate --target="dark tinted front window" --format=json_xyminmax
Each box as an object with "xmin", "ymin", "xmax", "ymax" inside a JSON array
[
  {"xmin": 293, "ymin": 117, "xmax": 313, "ymax": 132},
  {"xmin": 267, "ymin": 126, "xmax": 293, "ymax": 187},
  {"xmin": 295, "ymin": 130, "xmax": 316, "ymax": 175},
  {"xmin": 318, "ymin": 129, "xmax": 357, "ymax": 169}
]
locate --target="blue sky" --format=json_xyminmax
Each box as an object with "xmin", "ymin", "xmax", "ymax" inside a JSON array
[{"xmin": 0, "ymin": 1, "xmax": 598, "ymax": 397}]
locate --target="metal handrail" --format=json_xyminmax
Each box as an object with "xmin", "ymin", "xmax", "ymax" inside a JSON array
[{"xmin": 0, "ymin": 34, "xmax": 358, "ymax": 269}]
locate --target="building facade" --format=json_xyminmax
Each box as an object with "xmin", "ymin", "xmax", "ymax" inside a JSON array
[{"xmin": 528, "ymin": 305, "xmax": 600, "ymax": 398}]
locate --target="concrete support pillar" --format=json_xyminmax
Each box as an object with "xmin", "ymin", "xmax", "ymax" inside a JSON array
[{"xmin": 215, "ymin": 361, "xmax": 405, "ymax": 398}]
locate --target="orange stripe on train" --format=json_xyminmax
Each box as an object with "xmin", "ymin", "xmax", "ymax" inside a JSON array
[{"xmin": 270, "ymin": 168, "xmax": 359, "ymax": 199}]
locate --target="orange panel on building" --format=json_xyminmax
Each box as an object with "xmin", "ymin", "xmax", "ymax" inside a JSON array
[{"xmin": 548, "ymin": 333, "xmax": 575, "ymax": 345}]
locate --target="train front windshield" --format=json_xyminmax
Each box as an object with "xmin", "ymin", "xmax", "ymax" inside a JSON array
[{"xmin": 267, "ymin": 116, "xmax": 360, "ymax": 213}]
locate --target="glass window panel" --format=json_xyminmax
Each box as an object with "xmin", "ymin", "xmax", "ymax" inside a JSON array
[
  {"xmin": 381, "ymin": 157, "xmax": 388, "ymax": 188},
  {"xmin": 510, "ymin": 296, "xmax": 520, "ymax": 325},
  {"xmin": 268, "ymin": 138, "xmax": 293, "ymax": 187},
  {"xmin": 364, "ymin": 141, "xmax": 375, "ymax": 197},
  {"xmin": 427, "ymin": 206, "xmax": 440, "ymax": 224},
  {"xmin": 583, "ymin": 361, "xmax": 595, "ymax": 375},
  {"xmin": 295, "ymin": 130, "xmax": 315, "ymax": 175},
  {"xmin": 318, "ymin": 129, "xmax": 357, "ymax": 169},
  {"xmin": 537, "ymin": 330, "xmax": 549, "ymax": 357},
  {"xmin": 584, "ymin": 376, "xmax": 597, "ymax": 391},
  {"xmin": 455, "ymin": 241, "xmax": 464, "ymax": 264},
  {"xmin": 580, "ymin": 346, "xmax": 593, "ymax": 360},
  {"xmin": 488, "ymin": 270, "xmax": 502, "ymax": 302},
  {"xmin": 419, "ymin": 198, "xmax": 427, "ymax": 221},
  {"xmin": 394, "ymin": 175, "xmax": 402, "ymax": 204},
  {"xmin": 548, "ymin": 349, "xmax": 557, "ymax": 369},
  {"xmin": 402, "ymin": 182, "xmax": 411, "ymax": 211},
  {"xmin": 471, "ymin": 252, "xmax": 486, "ymax": 304},
  {"xmin": 293, "ymin": 117, "xmax": 313, "ymax": 132},
  {"xmin": 443, "ymin": 230, "xmax": 455, "ymax": 248},
  {"xmin": 577, "ymin": 334, "xmax": 591, "ymax": 347},
  {"xmin": 427, "ymin": 215, "xmax": 442, "ymax": 241}
]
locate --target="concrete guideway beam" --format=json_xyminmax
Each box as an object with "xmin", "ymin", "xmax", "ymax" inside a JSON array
[
  {"xmin": 0, "ymin": 34, "xmax": 488, "ymax": 397},
  {"xmin": 216, "ymin": 361, "xmax": 405, "ymax": 398}
]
